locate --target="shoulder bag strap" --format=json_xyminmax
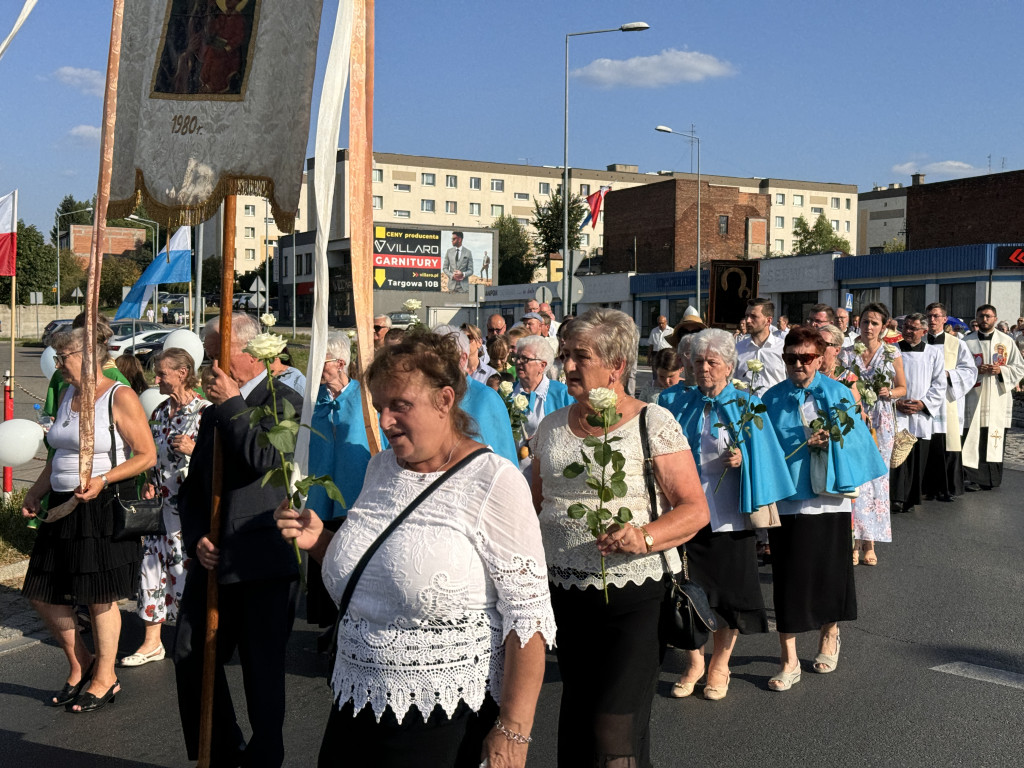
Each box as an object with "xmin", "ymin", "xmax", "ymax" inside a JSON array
[{"xmin": 639, "ymin": 406, "xmax": 689, "ymax": 577}]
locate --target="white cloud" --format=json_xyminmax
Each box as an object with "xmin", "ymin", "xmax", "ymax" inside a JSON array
[
  {"xmin": 892, "ymin": 159, "xmax": 981, "ymax": 177},
  {"xmin": 69, "ymin": 125, "xmax": 101, "ymax": 143},
  {"xmin": 54, "ymin": 66, "xmax": 105, "ymax": 97},
  {"xmin": 572, "ymin": 48, "xmax": 736, "ymax": 89}
]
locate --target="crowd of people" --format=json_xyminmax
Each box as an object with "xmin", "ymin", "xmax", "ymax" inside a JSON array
[{"xmin": 16, "ymin": 294, "xmax": 1024, "ymax": 767}]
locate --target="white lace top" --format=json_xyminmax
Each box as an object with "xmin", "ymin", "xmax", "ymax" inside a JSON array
[
  {"xmin": 535, "ymin": 405, "xmax": 687, "ymax": 590},
  {"xmin": 322, "ymin": 450, "xmax": 556, "ymax": 723}
]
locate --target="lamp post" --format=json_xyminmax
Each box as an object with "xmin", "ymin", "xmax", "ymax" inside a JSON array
[
  {"xmin": 54, "ymin": 206, "xmax": 93, "ymax": 312},
  {"xmin": 264, "ymin": 200, "xmax": 273, "ymax": 313},
  {"xmin": 562, "ymin": 21, "xmax": 649, "ymax": 318},
  {"xmin": 655, "ymin": 125, "xmax": 702, "ymax": 316},
  {"xmin": 128, "ymin": 214, "xmax": 162, "ymax": 320}
]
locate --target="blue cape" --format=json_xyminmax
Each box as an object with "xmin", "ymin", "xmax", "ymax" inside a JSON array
[
  {"xmin": 761, "ymin": 373, "xmax": 887, "ymax": 500},
  {"xmin": 657, "ymin": 382, "xmax": 695, "ymax": 412},
  {"xmin": 306, "ymin": 382, "xmax": 371, "ymax": 520},
  {"xmin": 513, "ymin": 377, "xmax": 574, "ymax": 416},
  {"xmin": 662, "ymin": 382, "xmax": 796, "ymax": 514}
]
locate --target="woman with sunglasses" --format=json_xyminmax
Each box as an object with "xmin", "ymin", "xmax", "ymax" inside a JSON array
[{"xmin": 760, "ymin": 326, "xmax": 886, "ymax": 691}]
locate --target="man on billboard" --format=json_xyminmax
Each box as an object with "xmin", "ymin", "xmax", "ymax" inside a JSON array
[{"xmin": 443, "ymin": 231, "xmax": 473, "ymax": 293}]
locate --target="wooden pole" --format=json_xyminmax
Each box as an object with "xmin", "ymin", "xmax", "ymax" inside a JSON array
[{"xmin": 197, "ymin": 195, "xmax": 235, "ymax": 767}]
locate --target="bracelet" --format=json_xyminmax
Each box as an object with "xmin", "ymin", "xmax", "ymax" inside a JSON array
[
  {"xmin": 494, "ymin": 717, "xmax": 532, "ymax": 745},
  {"xmin": 101, "ymin": 474, "xmax": 109, "ymax": 489}
]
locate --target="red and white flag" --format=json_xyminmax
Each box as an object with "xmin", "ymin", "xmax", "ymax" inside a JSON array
[{"xmin": 0, "ymin": 190, "xmax": 16, "ymax": 276}]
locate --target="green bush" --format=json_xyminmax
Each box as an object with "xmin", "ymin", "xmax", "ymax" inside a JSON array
[{"xmin": 0, "ymin": 489, "xmax": 34, "ymax": 567}]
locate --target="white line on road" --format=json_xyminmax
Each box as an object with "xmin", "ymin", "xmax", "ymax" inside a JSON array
[{"xmin": 931, "ymin": 662, "xmax": 1024, "ymax": 690}]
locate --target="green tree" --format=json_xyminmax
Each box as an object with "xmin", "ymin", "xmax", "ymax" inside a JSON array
[
  {"xmin": 50, "ymin": 195, "xmax": 93, "ymax": 244},
  {"xmin": 791, "ymin": 214, "xmax": 851, "ymax": 255},
  {"xmin": 530, "ymin": 189, "xmax": 587, "ymax": 258},
  {"xmin": 0, "ymin": 220, "xmax": 59, "ymax": 304},
  {"xmin": 882, "ymin": 237, "xmax": 905, "ymax": 253},
  {"xmin": 58, "ymin": 249, "xmax": 87, "ymax": 303},
  {"xmin": 493, "ymin": 214, "xmax": 535, "ymax": 285},
  {"xmin": 99, "ymin": 256, "xmax": 142, "ymax": 307},
  {"xmin": 202, "ymin": 254, "xmax": 222, "ymax": 297}
]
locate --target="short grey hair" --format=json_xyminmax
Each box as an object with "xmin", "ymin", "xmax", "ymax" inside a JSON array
[
  {"xmin": 517, "ymin": 335, "xmax": 554, "ymax": 366},
  {"xmin": 818, "ymin": 323, "xmax": 844, "ymax": 347},
  {"xmin": 432, "ymin": 324, "xmax": 470, "ymax": 356},
  {"xmin": 325, "ymin": 332, "xmax": 351, "ymax": 366},
  {"xmin": 904, "ymin": 313, "xmax": 927, "ymax": 328},
  {"xmin": 374, "ymin": 314, "xmax": 392, "ymax": 329},
  {"xmin": 563, "ymin": 308, "xmax": 639, "ymax": 381},
  {"xmin": 997, "ymin": 320, "xmax": 1010, "ymax": 333},
  {"xmin": 203, "ymin": 313, "xmax": 261, "ymax": 348},
  {"xmin": 689, "ymin": 328, "xmax": 738, "ymax": 374},
  {"xmin": 52, "ymin": 327, "xmax": 106, "ymax": 363}
]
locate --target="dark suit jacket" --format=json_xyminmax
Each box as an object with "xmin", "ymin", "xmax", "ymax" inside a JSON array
[{"xmin": 179, "ymin": 375, "xmax": 304, "ymax": 584}]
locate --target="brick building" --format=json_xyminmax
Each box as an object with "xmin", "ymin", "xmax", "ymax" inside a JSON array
[
  {"xmin": 601, "ymin": 178, "xmax": 770, "ymax": 273},
  {"xmin": 65, "ymin": 224, "xmax": 147, "ymax": 263},
  {"xmin": 907, "ymin": 169, "xmax": 1024, "ymax": 250}
]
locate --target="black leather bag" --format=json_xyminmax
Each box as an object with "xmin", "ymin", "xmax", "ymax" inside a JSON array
[
  {"xmin": 639, "ymin": 407, "xmax": 717, "ymax": 650},
  {"xmin": 107, "ymin": 385, "xmax": 166, "ymax": 543}
]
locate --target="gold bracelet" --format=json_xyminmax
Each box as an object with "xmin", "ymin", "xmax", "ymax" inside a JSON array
[{"xmin": 494, "ymin": 717, "xmax": 532, "ymax": 745}]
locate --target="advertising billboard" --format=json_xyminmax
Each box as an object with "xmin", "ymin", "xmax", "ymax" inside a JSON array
[{"xmin": 372, "ymin": 224, "xmax": 496, "ymax": 293}]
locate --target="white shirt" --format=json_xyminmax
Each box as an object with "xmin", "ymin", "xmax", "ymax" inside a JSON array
[
  {"xmin": 699, "ymin": 411, "xmax": 747, "ymax": 532},
  {"xmin": 776, "ymin": 395, "xmax": 851, "ymax": 517},
  {"xmin": 735, "ymin": 330, "xmax": 787, "ymax": 392},
  {"xmin": 512, "ymin": 376, "xmax": 552, "ymax": 441},
  {"xmin": 648, "ymin": 326, "xmax": 671, "ymax": 352},
  {"xmin": 896, "ymin": 343, "xmax": 946, "ymax": 439}
]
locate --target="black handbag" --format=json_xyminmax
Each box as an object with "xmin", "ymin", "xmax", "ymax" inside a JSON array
[
  {"xmin": 639, "ymin": 407, "xmax": 717, "ymax": 650},
  {"xmin": 107, "ymin": 384, "xmax": 166, "ymax": 543}
]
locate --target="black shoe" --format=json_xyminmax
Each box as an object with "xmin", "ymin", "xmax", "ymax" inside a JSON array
[
  {"xmin": 903, "ymin": 505, "xmax": 915, "ymax": 514},
  {"xmin": 891, "ymin": 502, "xmax": 904, "ymax": 514},
  {"xmin": 964, "ymin": 482, "xmax": 982, "ymax": 492},
  {"xmin": 67, "ymin": 680, "xmax": 119, "ymax": 713},
  {"xmin": 937, "ymin": 493, "xmax": 957, "ymax": 502},
  {"xmin": 49, "ymin": 660, "xmax": 95, "ymax": 707}
]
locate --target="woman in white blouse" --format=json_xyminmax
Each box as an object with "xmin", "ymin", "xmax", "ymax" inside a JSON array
[
  {"xmin": 532, "ymin": 309, "xmax": 709, "ymax": 767},
  {"xmin": 276, "ymin": 331, "xmax": 555, "ymax": 768}
]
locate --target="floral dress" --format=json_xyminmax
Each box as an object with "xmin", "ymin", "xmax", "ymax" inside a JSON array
[
  {"xmin": 137, "ymin": 395, "xmax": 209, "ymax": 623},
  {"xmin": 840, "ymin": 344, "xmax": 899, "ymax": 543}
]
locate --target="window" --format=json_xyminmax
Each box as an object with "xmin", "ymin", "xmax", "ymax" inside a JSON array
[
  {"xmin": 421, "ymin": 199, "xmax": 435, "ymax": 212},
  {"xmin": 940, "ymin": 283, "xmax": 975, "ymax": 320},
  {"xmin": 469, "ymin": 202, "xmax": 481, "ymax": 216},
  {"xmin": 845, "ymin": 221, "xmax": 851, "ymax": 232},
  {"xmin": 718, "ymin": 215, "xmax": 729, "ymax": 235},
  {"xmin": 394, "ymin": 209, "xmax": 410, "ymax": 218},
  {"xmin": 281, "ymin": 255, "xmax": 288, "ymax": 277},
  {"xmin": 581, "ymin": 234, "xmax": 590, "ymax": 246},
  {"xmin": 244, "ymin": 248, "xmax": 256, "ymax": 260},
  {"xmin": 372, "ymin": 168, "xmax": 383, "ymax": 183},
  {"xmin": 469, "ymin": 176, "xmax": 481, "ymax": 190},
  {"xmin": 793, "ymin": 218, "xmax": 802, "ymax": 228},
  {"xmin": 491, "ymin": 204, "xmax": 504, "ymax": 217},
  {"xmin": 244, "ymin": 204, "xmax": 256, "ymax": 216},
  {"xmin": 445, "ymin": 174, "xmax": 458, "ymax": 188},
  {"xmin": 490, "ymin": 178, "xmax": 504, "ymax": 192},
  {"xmin": 305, "ymin": 253, "xmax": 312, "ymax": 274},
  {"xmin": 514, "ymin": 192, "xmax": 530, "ymax": 201},
  {"xmin": 372, "ymin": 195, "xmax": 383, "ymax": 210},
  {"xmin": 775, "ymin": 239, "xmax": 785, "ymax": 252},
  {"xmin": 811, "ymin": 206, "xmax": 824, "ymax": 215},
  {"xmin": 538, "ymin": 182, "xmax": 551, "ymax": 195},
  {"xmin": 775, "ymin": 193, "xmax": 785, "ymax": 205},
  {"xmin": 421, "ymin": 173, "xmax": 436, "ymax": 186},
  {"xmin": 793, "ymin": 194, "xmax": 804, "ymax": 206},
  {"xmin": 846, "ymin": 198, "xmax": 852, "ymax": 210},
  {"xmin": 516, "ymin": 217, "xmax": 529, "ymax": 226},
  {"xmin": 774, "ymin": 216, "xmax": 785, "ymax": 228},
  {"xmin": 580, "ymin": 184, "xmax": 591, "ymax": 196},
  {"xmin": 830, "ymin": 220, "xmax": 839, "ymax": 231},
  {"xmin": 893, "ymin": 285, "xmax": 925, "ymax": 317},
  {"xmin": 244, "ymin": 227, "xmax": 256, "ymax": 238},
  {"xmin": 831, "ymin": 197, "xmax": 840, "ymax": 208},
  {"xmin": 445, "ymin": 201, "xmax": 457, "ymax": 214},
  {"xmin": 394, "ymin": 183, "xmax": 411, "ymax": 192}
]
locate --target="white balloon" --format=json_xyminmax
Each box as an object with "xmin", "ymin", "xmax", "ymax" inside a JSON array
[
  {"xmin": 139, "ymin": 387, "xmax": 169, "ymax": 418},
  {"xmin": 162, "ymin": 330, "xmax": 205, "ymax": 372},
  {"xmin": 41, "ymin": 346, "xmax": 57, "ymax": 380},
  {"xmin": 0, "ymin": 419, "xmax": 45, "ymax": 467}
]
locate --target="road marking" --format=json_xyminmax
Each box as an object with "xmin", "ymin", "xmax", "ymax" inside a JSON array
[{"xmin": 931, "ymin": 662, "xmax": 1024, "ymax": 690}]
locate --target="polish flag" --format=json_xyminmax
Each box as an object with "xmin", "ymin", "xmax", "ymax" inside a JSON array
[{"xmin": 0, "ymin": 191, "xmax": 15, "ymax": 276}]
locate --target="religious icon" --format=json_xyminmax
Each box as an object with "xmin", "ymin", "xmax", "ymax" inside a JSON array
[{"xmin": 993, "ymin": 344, "xmax": 1007, "ymax": 366}]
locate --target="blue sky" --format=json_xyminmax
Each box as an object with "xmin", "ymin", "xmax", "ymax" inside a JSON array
[{"xmin": 1, "ymin": 0, "xmax": 1021, "ymax": 239}]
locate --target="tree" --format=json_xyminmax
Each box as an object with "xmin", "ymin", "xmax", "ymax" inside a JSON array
[
  {"xmin": 0, "ymin": 220, "xmax": 59, "ymax": 304},
  {"xmin": 50, "ymin": 195, "xmax": 93, "ymax": 244},
  {"xmin": 58, "ymin": 249, "xmax": 86, "ymax": 303},
  {"xmin": 791, "ymin": 214, "xmax": 851, "ymax": 255},
  {"xmin": 530, "ymin": 189, "xmax": 587, "ymax": 258},
  {"xmin": 882, "ymin": 237, "xmax": 906, "ymax": 253},
  {"xmin": 99, "ymin": 256, "xmax": 142, "ymax": 307},
  {"xmin": 202, "ymin": 254, "xmax": 223, "ymax": 297},
  {"xmin": 492, "ymin": 214, "xmax": 535, "ymax": 285}
]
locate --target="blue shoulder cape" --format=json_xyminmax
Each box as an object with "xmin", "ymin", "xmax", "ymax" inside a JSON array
[
  {"xmin": 761, "ymin": 373, "xmax": 887, "ymax": 500},
  {"xmin": 662, "ymin": 382, "xmax": 796, "ymax": 514},
  {"xmin": 462, "ymin": 376, "xmax": 518, "ymax": 466},
  {"xmin": 657, "ymin": 382, "xmax": 695, "ymax": 411},
  {"xmin": 306, "ymin": 382, "xmax": 371, "ymax": 521}
]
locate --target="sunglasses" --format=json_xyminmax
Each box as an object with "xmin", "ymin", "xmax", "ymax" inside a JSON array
[
  {"xmin": 53, "ymin": 349, "xmax": 83, "ymax": 367},
  {"xmin": 373, "ymin": 325, "xmax": 386, "ymax": 332},
  {"xmin": 782, "ymin": 352, "xmax": 821, "ymax": 365}
]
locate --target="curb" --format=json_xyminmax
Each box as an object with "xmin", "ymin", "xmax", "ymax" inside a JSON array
[{"xmin": 0, "ymin": 558, "xmax": 28, "ymax": 582}]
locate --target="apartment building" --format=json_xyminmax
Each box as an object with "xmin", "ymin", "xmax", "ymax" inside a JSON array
[
  {"xmin": 857, "ymin": 182, "xmax": 909, "ymax": 254},
  {"xmin": 759, "ymin": 179, "xmax": 858, "ymax": 255}
]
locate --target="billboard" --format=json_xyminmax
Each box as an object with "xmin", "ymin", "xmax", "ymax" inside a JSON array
[{"xmin": 372, "ymin": 224, "xmax": 496, "ymax": 293}]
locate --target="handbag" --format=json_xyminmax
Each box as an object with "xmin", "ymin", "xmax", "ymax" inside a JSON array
[
  {"xmin": 890, "ymin": 428, "xmax": 918, "ymax": 469},
  {"xmin": 108, "ymin": 384, "xmax": 166, "ymax": 543},
  {"xmin": 748, "ymin": 502, "xmax": 781, "ymax": 529},
  {"xmin": 639, "ymin": 407, "xmax": 717, "ymax": 651}
]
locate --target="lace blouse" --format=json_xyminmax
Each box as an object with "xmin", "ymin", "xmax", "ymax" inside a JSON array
[
  {"xmin": 535, "ymin": 404, "xmax": 687, "ymax": 590},
  {"xmin": 321, "ymin": 450, "xmax": 556, "ymax": 723}
]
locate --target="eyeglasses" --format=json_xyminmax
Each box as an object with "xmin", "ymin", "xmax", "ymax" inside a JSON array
[
  {"xmin": 511, "ymin": 355, "xmax": 544, "ymax": 366},
  {"xmin": 53, "ymin": 349, "xmax": 83, "ymax": 367},
  {"xmin": 782, "ymin": 352, "xmax": 821, "ymax": 365},
  {"xmin": 373, "ymin": 325, "xmax": 386, "ymax": 332},
  {"xmin": 826, "ymin": 342, "xmax": 842, "ymax": 349},
  {"xmin": 487, "ymin": 327, "xmax": 504, "ymax": 334}
]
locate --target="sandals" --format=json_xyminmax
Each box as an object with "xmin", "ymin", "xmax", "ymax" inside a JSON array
[
  {"xmin": 768, "ymin": 667, "xmax": 801, "ymax": 692},
  {"xmin": 49, "ymin": 660, "xmax": 94, "ymax": 707},
  {"xmin": 814, "ymin": 631, "xmax": 841, "ymax": 673},
  {"xmin": 68, "ymin": 680, "xmax": 120, "ymax": 713},
  {"xmin": 862, "ymin": 549, "xmax": 878, "ymax": 566},
  {"xmin": 852, "ymin": 548, "xmax": 860, "ymax": 566},
  {"xmin": 119, "ymin": 644, "xmax": 166, "ymax": 667}
]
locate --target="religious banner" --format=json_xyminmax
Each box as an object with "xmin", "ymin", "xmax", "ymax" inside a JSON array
[
  {"xmin": 708, "ymin": 259, "xmax": 758, "ymax": 328},
  {"xmin": 108, "ymin": 0, "xmax": 324, "ymax": 231}
]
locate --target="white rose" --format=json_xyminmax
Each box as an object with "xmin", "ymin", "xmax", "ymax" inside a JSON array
[
  {"xmin": 853, "ymin": 342, "xmax": 867, "ymax": 355},
  {"xmin": 863, "ymin": 388, "xmax": 878, "ymax": 406},
  {"xmin": 346, "ymin": 329, "xmax": 356, "ymax": 338},
  {"xmin": 588, "ymin": 387, "xmax": 617, "ymax": 412},
  {"xmin": 260, "ymin": 313, "xmax": 276, "ymax": 328},
  {"xmin": 244, "ymin": 332, "xmax": 287, "ymax": 361},
  {"xmin": 402, "ymin": 299, "xmax": 422, "ymax": 312},
  {"xmin": 732, "ymin": 378, "xmax": 749, "ymax": 391},
  {"xmin": 884, "ymin": 343, "xmax": 898, "ymax": 355},
  {"xmin": 498, "ymin": 381, "xmax": 514, "ymax": 397},
  {"xmin": 513, "ymin": 394, "xmax": 529, "ymax": 411},
  {"xmin": 746, "ymin": 360, "xmax": 764, "ymax": 374}
]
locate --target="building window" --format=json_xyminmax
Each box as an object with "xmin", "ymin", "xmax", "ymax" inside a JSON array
[
  {"xmin": 581, "ymin": 233, "xmax": 590, "ymax": 246},
  {"xmin": 244, "ymin": 204, "xmax": 256, "ymax": 216},
  {"xmin": 372, "ymin": 168, "xmax": 383, "ymax": 183},
  {"xmin": 845, "ymin": 220, "xmax": 851, "ymax": 232},
  {"xmin": 445, "ymin": 201, "xmax": 457, "ymax": 214},
  {"xmin": 491, "ymin": 204, "xmax": 504, "ymax": 217},
  {"xmin": 446, "ymin": 174, "xmax": 457, "ymax": 188},
  {"xmin": 775, "ymin": 193, "xmax": 785, "ymax": 205},
  {"xmin": 244, "ymin": 248, "xmax": 256, "ymax": 260},
  {"xmin": 282, "ymin": 255, "xmax": 288, "ymax": 277},
  {"xmin": 516, "ymin": 217, "xmax": 529, "ymax": 225},
  {"xmin": 830, "ymin": 220, "xmax": 839, "ymax": 231},
  {"xmin": 244, "ymin": 227, "xmax": 255, "ymax": 238},
  {"xmin": 846, "ymin": 198, "xmax": 852, "ymax": 210},
  {"xmin": 394, "ymin": 183, "xmax": 410, "ymax": 192},
  {"xmin": 718, "ymin": 215, "xmax": 729, "ymax": 235},
  {"xmin": 580, "ymin": 183, "xmax": 591, "ymax": 196},
  {"xmin": 775, "ymin": 239, "xmax": 785, "ymax": 252},
  {"xmin": 538, "ymin": 182, "xmax": 551, "ymax": 195},
  {"xmin": 774, "ymin": 216, "xmax": 785, "ymax": 228},
  {"xmin": 421, "ymin": 173, "xmax": 436, "ymax": 186},
  {"xmin": 831, "ymin": 197, "xmax": 840, "ymax": 208},
  {"xmin": 306, "ymin": 253, "xmax": 312, "ymax": 274},
  {"xmin": 421, "ymin": 199, "xmax": 435, "ymax": 212},
  {"xmin": 793, "ymin": 217, "xmax": 801, "ymax": 228},
  {"xmin": 469, "ymin": 202, "xmax": 481, "ymax": 216},
  {"xmin": 940, "ymin": 283, "xmax": 975, "ymax": 320},
  {"xmin": 811, "ymin": 206, "xmax": 824, "ymax": 215},
  {"xmin": 469, "ymin": 176, "xmax": 481, "ymax": 190},
  {"xmin": 372, "ymin": 195, "xmax": 383, "ymax": 210},
  {"xmin": 394, "ymin": 209, "xmax": 410, "ymax": 218},
  {"xmin": 514, "ymin": 192, "xmax": 530, "ymax": 201},
  {"xmin": 490, "ymin": 179, "xmax": 504, "ymax": 192},
  {"xmin": 793, "ymin": 194, "xmax": 804, "ymax": 206}
]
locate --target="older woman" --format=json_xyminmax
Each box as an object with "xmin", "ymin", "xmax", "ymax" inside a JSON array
[
  {"xmin": 276, "ymin": 331, "xmax": 554, "ymax": 767},
  {"xmin": 761, "ymin": 326, "xmax": 886, "ymax": 691},
  {"xmin": 21, "ymin": 327, "xmax": 157, "ymax": 711},
  {"xmin": 661, "ymin": 329, "xmax": 796, "ymax": 700},
  {"xmin": 511, "ymin": 335, "xmax": 572, "ymax": 449},
  {"xmin": 120, "ymin": 348, "xmax": 209, "ymax": 668},
  {"xmin": 532, "ymin": 308, "xmax": 708, "ymax": 767}
]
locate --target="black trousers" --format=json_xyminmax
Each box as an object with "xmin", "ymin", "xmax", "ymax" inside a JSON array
[
  {"xmin": 174, "ymin": 566, "xmax": 298, "ymax": 767},
  {"xmin": 890, "ymin": 439, "xmax": 930, "ymax": 508},
  {"xmin": 963, "ymin": 427, "xmax": 1004, "ymax": 488},
  {"xmin": 922, "ymin": 432, "xmax": 963, "ymax": 497}
]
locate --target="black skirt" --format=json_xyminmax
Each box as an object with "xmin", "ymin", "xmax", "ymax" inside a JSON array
[
  {"xmin": 767, "ymin": 512, "xmax": 856, "ymax": 634},
  {"xmin": 22, "ymin": 483, "xmax": 141, "ymax": 606},
  {"xmin": 684, "ymin": 525, "xmax": 768, "ymax": 634}
]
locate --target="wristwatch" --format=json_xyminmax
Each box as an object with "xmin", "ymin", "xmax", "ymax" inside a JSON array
[{"xmin": 639, "ymin": 525, "xmax": 654, "ymax": 553}]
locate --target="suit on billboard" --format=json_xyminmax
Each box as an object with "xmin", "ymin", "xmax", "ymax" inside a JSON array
[{"xmin": 443, "ymin": 246, "xmax": 473, "ymax": 292}]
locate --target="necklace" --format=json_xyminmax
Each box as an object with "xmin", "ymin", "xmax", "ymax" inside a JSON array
[
  {"xmin": 574, "ymin": 404, "xmax": 601, "ymax": 436},
  {"xmin": 401, "ymin": 436, "xmax": 463, "ymax": 473}
]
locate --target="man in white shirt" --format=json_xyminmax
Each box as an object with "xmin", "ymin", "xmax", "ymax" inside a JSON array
[
  {"xmin": 539, "ymin": 302, "xmax": 560, "ymax": 337},
  {"xmin": 648, "ymin": 316, "xmax": 671, "ymax": 352},
  {"xmin": 735, "ymin": 298, "xmax": 786, "ymax": 392},
  {"xmin": 835, "ymin": 307, "xmax": 855, "ymax": 348}
]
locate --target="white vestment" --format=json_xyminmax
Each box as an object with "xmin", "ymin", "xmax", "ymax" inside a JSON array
[
  {"xmin": 896, "ymin": 344, "xmax": 946, "ymax": 439},
  {"xmin": 962, "ymin": 329, "xmax": 1024, "ymax": 467}
]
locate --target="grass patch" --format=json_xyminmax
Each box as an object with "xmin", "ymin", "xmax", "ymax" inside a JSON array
[{"xmin": 0, "ymin": 489, "xmax": 34, "ymax": 567}]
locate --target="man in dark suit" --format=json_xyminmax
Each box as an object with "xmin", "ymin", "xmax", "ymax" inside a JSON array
[{"xmin": 174, "ymin": 313, "xmax": 303, "ymax": 768}]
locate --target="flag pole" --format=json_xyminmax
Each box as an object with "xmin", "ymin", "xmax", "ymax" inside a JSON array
[{"xmin": 5, "ymin": 191, "xmax": 14, "ymax": 495}]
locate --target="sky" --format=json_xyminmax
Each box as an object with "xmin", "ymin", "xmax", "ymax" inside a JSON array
[{"xmin": 1, "ymin": 0, "xmax": 1021, "ymax": 240}]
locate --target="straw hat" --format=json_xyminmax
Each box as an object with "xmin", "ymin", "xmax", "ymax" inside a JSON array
[{"xmin": 666, "ymin": 306, "xmax": 705, "ymax": 348}]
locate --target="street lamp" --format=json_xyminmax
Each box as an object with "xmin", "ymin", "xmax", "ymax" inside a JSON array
[
  {"xmin": 128, "ymin": 214, "xmax": 162, "ymax": 320},
  {"xmin": 562, "ymin": 21, "xmax": 649, "ymax": 318},
  {"xmin": 54, "ymin": 206, "xmax": 93, "ymax": 311},
  {"xmin": 655, "ymin": 124, "xmax": 702, "ymax": 316}
]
